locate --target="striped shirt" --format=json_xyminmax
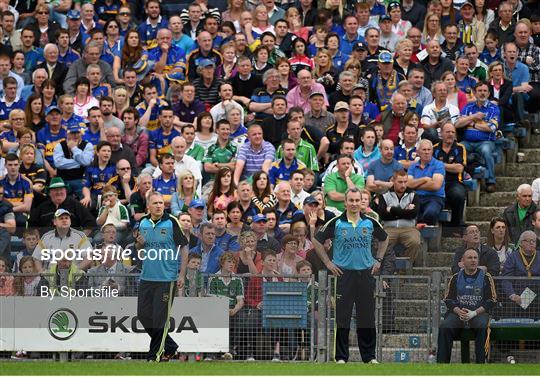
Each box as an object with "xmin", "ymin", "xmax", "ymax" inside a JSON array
[{"xmin": 236, "ymin": 141, "xmax": 276, "ymax": 180}]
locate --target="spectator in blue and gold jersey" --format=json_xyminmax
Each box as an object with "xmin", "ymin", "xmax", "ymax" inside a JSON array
[
  {"xmin": 36, "ymin": 106, "xmax": 67, "ymax": 178},
  {"xmin": 148, "ymin": 107, "xmax": 181, "ymax": 168},
  {"xmin": 0, "ymin": 154, "xmax": 33, "ymax": 230},
  {"xmin": 0, "ymin": 77, "xmax": 25, "ymax": 122},
  {"xmin": 59, "ymin": 94, "xmax": 86, "ymax": 131},
  {"xmin": 186, "ymin": 31, "xmax": 223, "ymax": 82},
  {"xmin": 393, "ymin": 122, "xmax": 419, "ymax": 170},
  {"xmin": 152, "ymin": 153, "xmax": 177, "ymax": 210},
  {"xmin": 81, "ymin": 141, "xmax": 116, "ymax": 211},
  {"xmin": 82, "ymin": 107, "xmax": 105, "ymax": 146},
  {"xmin": 136, "ymin": 83, "xmax": 168, "ymax": 131},
  {"xmin": 269, "ymin": 138, "xmax": 306, "ymax": 186},
  {"xmin": 147, "ymin": 28, "xmax": 187, "ymax": 88},
  {"xmin": 137, "ymin": 0, "xmax": 168, "ymax": 49}
]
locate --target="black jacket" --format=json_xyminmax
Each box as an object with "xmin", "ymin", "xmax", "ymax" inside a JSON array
[
  {"xmin": 29, "ymin": 197, "xmax": 95, "ymax": 232},
  {"xmin": 503, "ymin": 202, "xmax": 538, "ymax": 244},
  {"xmin": 451, "ymin": 244, "xmax": 500, "ymax": 276},
  {"xmin": 421, "ymin": 56, "xmax": 455, "ymax": 88},
  {"xmin": 36, "ymin": 61, "xmax": 68, "ymax": 95}
]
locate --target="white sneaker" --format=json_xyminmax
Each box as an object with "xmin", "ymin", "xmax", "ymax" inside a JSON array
[
  {"xmin": 222, "ymin": 352, "xmax": 233, "ymax": 360},
  {"xmin": 272, "ymin": 353, "xmax": 281, "ymax": 362},
  {"xmin": 336, "ymin": 359, "xmax": 346, "ymax": 364},
  {"xmin": 246, "ymin": 356, "xmax": 256, "ymax": 361},
  {"xmin": 369, "ymin": 359, "xmax": 379, "ymax": 364}
]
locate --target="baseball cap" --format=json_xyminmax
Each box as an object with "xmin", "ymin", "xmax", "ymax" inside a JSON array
[
  {"xmin": 334, "ymin": 101, "xmax": 350, "ymax": 112},
  {"xmin": 199, "ymin": 58, "xmax": 216, "ymax": 68},
  {"xmin": 67, "ymin": 9, "xmax": 81, "ymax": 19},
  {"xmin": 54, "ymin": 208, "xmax": 71, "ymax": 218},
  {"xmin": 252, "ymin": 214, "xmax": 268, "ymax": 223},
  {"xmin": 378, "ymin": 50, "xmax": 394, "ymax": 63},
  {"xmin": 188, "ymin": 199, "xmax": 206, "ymax": 209},
  {"xmin": 67, "ymin": 124, "xmax": 82, "ymax": 133},
  {"xmin": 461, "ymin": 1, "xmax": 474, "ymax": 7},
  {"xmin": 309, "ymin": 91, "xmax": 325, "ymax": 99},
  {"xmin": 303, "ymin": 196, "xmax": 319, "ymax": 206},
  {"xmin": 353, "ymin": 41, "xmax": 367, "ymax": 52},
  {"xmin": 387, "ymin": 1, "xmax": 401, "ymax": 12},
  {"xmin": 380, "ymin": 14, "xmax": 392, "ymax": 22},
  {"xmin": 45, "ymin": 106, "xmax": 61, "ymax": 116},
  {"xmin": 353, "ymin": 82, "xmax": 368, "ymax": 91}
]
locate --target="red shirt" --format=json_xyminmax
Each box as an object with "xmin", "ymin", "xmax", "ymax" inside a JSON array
[{"xmin": 375, "ymin": 113, "xmax": 402, "ymax": 144}]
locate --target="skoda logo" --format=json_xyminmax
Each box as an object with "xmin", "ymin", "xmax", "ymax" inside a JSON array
[{"xmin": 48, "ymin": 308, "xmax": 78, "ymax": 341}]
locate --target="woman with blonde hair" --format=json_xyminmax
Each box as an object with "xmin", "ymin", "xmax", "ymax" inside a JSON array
[
  {"xmin": 342, "ymin": 58, "xmax": 369, "ymax": 91},
  {"xmin": 313, "ymin": 49, "xmax": 338, "ymax": 93},
  {"xmin": 216, "ymin": 43, "xmax": 238, "ymax": 80},
  {"xmin": 112, "ymin": 86, "xmax": 129, "ymax": 118},
  {"xmin": 236, "ymin": 230, "xmax": 262, "ymax": 274},
  {"xmin": 441, "ymin": 71, "xmax": 467, "ymax": 111},
  {"xmin": 325, "ymin": 0, "xmax": 344, "ymax": 25},
  {"xmin": 170, "ymin": 170, "xmax": 199, "ymax": 217},
  {"xmin": 421, "ymin": 12, "xmax": 444, "ymax": 45},
  {"xmin": 285, "ymin": 7, "xmax": 310, "ymax": 42},
  {"xmin": 251, "ymin": 5, "xmax": 274, "ymax": 38},
  {"xmin": 394, "ymin": 39, "xmax": 418, "ymax": 78},
  {"xmin": 222, "ymin": 0, "xmax": 247, "ymax": 26}
]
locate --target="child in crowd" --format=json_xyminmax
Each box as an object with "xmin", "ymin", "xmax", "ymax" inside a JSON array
[
  {"xmin": 14, "ymin": 256, "xmax": 48, "ymax": 296},
  {"xmin": 87, "ymin": 64, "xmax": 111, "ymax": 98},
  {"xmin": 479, "ymin": 32, "xmax": 501, "ymax": 66},
  {"xmin": 182, "ymin": 253, "xmax": 204, "ymax": 297},
  {"xmin": 0, "ymin": 257, "xmax": 14, "ymax": 296},
  {"xmin": 12, "ymin": 229, "xmax": 40, "ymax": 273},
  {"xmin": 295, "ymin": 260, "xmax": 318, "ymax": 361}
]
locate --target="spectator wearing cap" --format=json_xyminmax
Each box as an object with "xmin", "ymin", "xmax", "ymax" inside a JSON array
[
  {"xmin": 388, "ymin": 1, "xmax": 412, "ymax": 38},
  {"xmin": 340, "ymin": 14, "xmax": 365, "ymax": 56},
  {"xmin": 186, "ymin": 31, "xmax": 223, "ymax": 82},
  {"xmin": 370, "ymin": 51, "xmax": 406, "ymax": 111},
  {"xmin": 285, "ymin": 69, "xmax": 328, "ymax": 113},
  {"xmin": 421, "ymin": 40, "xmax": 455, "ymax": 88},
  {"xmin": 401, "ymin": 0, "xmax": 427, "ymax": 29},
  {"xmin": 350, "ymin": 42, "xmax": 369, "ymax": 72},
  {"xmin": 324, "ymin": 154, "xmax": 365, "ymax": 213},
  {"xmin": 251, "ymin": 214, "xmax": 281, "ymax": 252},
  {"xmin": 191, "ymin": 59, "xmax": 222, "ymax": 108},
  {"xmin": 29, "ymin": 177, "xmax": 95, "ymax": 233},
  {"xmin": 407, "ymin": 139, "xmax": 446, "ymax": 225},
  {"xmin": 65, "ymin": 9, "xmax": 86, "ymax": 55},
  {"xmin": 326, "ymin": 102, "xmax": 360, "ymax": 156},
  {"xmin": 305, "ymin": 91, "xmax": 336, "ymax": 134},
  {"xmin": 379, "ymin": 15, "xmax": 400, "ymax": 52},
  {"xmin": 457, "ymin": 2, "xmax": 486, "ymax": 52},
  {"xmin": 374, "ymin": 93, "xmax": 408, "ymax": 145},
  {"xmin": 33, "ymin": 208, "xmax": 93, "ymax": 272},
  {"xmin": 188, "ymin": 198, "xmax": 207, "ymax": 239},
  {"xmin": 455, "ymin": 81, "xmax": 499, "ymax": 193},
  {"xmin": 36, "ymin": 106, "xmax": 67, "ymax": 176},
  {"xmin": 53, "ymin": 122, "xmax": 94, "ymax": 199}
]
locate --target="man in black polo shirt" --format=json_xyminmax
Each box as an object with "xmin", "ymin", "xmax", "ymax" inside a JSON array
[
  {"xmin": 231, "ymin": 55, "xmax": 263, "ymax": 108},
  {"xmin": 433, "ymin": 122, "xmax": 467, "ymax": 233}
]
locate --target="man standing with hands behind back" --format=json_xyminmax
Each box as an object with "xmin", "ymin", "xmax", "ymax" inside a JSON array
[
  {"xmin": 136, "ymin": 191, "xmax": 189, "ymax": 362},
  {"xmin": 314, "ymin": 188, "xmax": 388, "ymax": 364}
]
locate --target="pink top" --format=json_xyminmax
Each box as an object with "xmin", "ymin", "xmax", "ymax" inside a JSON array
[{"xmin": 286, "ymin": 82, "xmax": 329, "ymax": 112}]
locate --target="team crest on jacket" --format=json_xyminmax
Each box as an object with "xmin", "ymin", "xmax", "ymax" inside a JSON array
[{"xmin": 361, "ymin": 227, "xmax": 369, "ymax": 236}]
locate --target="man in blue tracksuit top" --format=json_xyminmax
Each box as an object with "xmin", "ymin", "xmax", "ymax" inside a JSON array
[
  {"xmin": 136, "ymin": 191, "xmax": 188, "ymax": 362},
  {"xmin": 314, "ymin": 188, "xmax": 388, "ymax": 364}
]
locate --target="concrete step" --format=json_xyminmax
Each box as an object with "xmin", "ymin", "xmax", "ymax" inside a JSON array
[
  {"xmin": 502, "ymin": 163, "xmax": 540, "ymax": 177},
  {"xmin": 465, "ymin": 206, "xmax": 505, "ymax": 222},
  {"xmin": 424, "ymin": 252, "xmax": 455, "ymax": 267},
  {"xmin": 479, "ymin": 192, "xmax": 515, "ymax": 207},
  {"xmin": 391, "ymin": 283, "xmax": 430, "ymax": 300},
  {"xmin": 381, "ymin": 333, "xmax": 430, "ymax": 348},
  {"xmin": 494, "ymin": 176, "xmax": 531, "ymax": 191},
  {"xmin": 394, "ymin": 299, "xmax": 429, "ymax": 317},
  {"xmin": 440, "ymin": 237, "xmax": 462, "ymax": 253},
  {"xmin": 394, "ymin": 316, "xmax": 430, "ymax": 333},
  {"xmin": 412, "ymin": 266, "xmax": 452, "ymax": 277},
  {"xmin": 521, "ymin": 134, "xmax": 540, "ymax": 148},
  {"xmin": 517, "ymin": 148, "xmax": 540, "ymax": 162}
]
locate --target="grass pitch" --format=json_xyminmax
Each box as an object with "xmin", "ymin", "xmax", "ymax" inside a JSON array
[{"xmin": 1, "ymin": 361, "xmax": 539, "ymax": 375}]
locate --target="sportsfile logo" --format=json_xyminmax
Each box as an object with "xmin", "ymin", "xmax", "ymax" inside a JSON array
[{"xmin": 48, "ymin": 308, "xmax": 78, "ymax": 340}]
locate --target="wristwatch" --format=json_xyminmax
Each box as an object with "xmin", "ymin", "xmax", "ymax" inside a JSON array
[{"xmin": 375, "ymin": 257, "xmax": 383, "ymax": 263}]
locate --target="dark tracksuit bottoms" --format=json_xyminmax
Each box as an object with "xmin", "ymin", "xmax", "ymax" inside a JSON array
[
  {"xmin": 335, "ymin": 269, "xmax": 376, "ymax": 363},
  {"xmin": 137, "ymin": 280, "xmax": 178, "ymax": 361}
]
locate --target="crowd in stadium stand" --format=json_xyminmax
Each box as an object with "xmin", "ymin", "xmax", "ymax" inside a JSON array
[{"xmin": 1, "ymin": 0, "xmax": 540, "ymax": 362}]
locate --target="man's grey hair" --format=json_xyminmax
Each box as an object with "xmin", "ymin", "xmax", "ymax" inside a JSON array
[
  {"xmin": 263, "ymin": 68, "xmax": 279, "ymax": 83},
  {"xmin": 32, "ymin": 68, "xmax": 47, "ymax": 82},
  {"xmin": 418, "ymin": 139, "xmax": 433, "ymax": 149},
  {"xmin": 518, "ymin": 230, "xmax": 537, "ymax": 244},
  {"xmin": 137, "ymin": 172, "xmax": 153, "ymax": 183},
  {"xmin": 105, "ymin": 125, "xmax": 124, "ymax": 136},
  {"xmin": 517, "ymin": 184, "xmax": 532, "ymax": 195},
  {"xmin": 339, "ymin": 70, "xmax": 354, "ymax": 81},
  {"xmin": 84, "ymin": 41, "xmax": 101, "ymax": 53},
  {"xmin": 430, "ymin": 80, "xmax": 446, "ymax": 94},
  {"xmin": 43, "ymin": 43, "xmax": 59, "ymax": 55},
  {"xmin": 274, "ymin": 181, "xmax": 291, "ymax": 193}
]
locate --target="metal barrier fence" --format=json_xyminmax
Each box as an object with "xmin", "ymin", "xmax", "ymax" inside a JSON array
[{"xmin": 1, "ymin": 271, "xmax": 539, "ymax": 363}]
